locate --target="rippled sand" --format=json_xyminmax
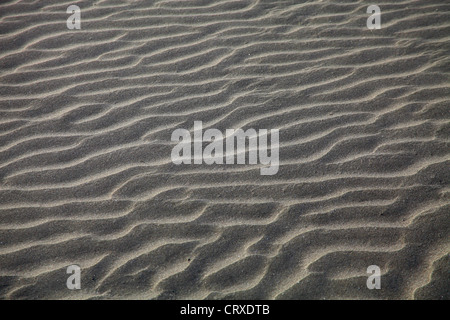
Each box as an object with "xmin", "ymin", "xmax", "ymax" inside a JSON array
[{"xmin": 0, "ymin": 0, "xmax": 449, "ymax": 299}]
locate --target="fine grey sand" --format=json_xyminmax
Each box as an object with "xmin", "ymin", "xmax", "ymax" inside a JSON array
[{"xmin": 0, "ymin": 0, "xmax": 449, "ymax": 300}]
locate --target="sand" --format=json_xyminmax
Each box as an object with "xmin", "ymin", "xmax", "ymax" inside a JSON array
[{"xmin": 0, "ymin": 0, "xmax": 448, "ymax": 300}]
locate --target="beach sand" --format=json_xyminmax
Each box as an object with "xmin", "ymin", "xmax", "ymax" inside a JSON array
[{"xmin": 0, "ymin": 0, "xmax": 448, "ymax": 299}]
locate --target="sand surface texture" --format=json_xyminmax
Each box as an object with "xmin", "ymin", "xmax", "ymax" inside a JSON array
[{"xmin": 0, "ymin": 0, "xmax": 449, "ymax": 299}]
